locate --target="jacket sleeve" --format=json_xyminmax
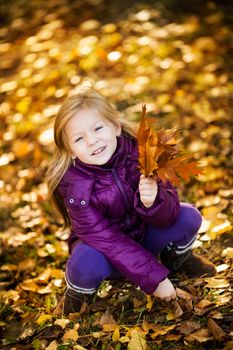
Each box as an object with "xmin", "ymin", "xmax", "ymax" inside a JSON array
[
  {"xmin": 67, "ymin": 202, "xmax": 169, "ymax": 294},
  {"xmin": 134, "ymin": 180, "xmax": 180, "ymax": 227}
]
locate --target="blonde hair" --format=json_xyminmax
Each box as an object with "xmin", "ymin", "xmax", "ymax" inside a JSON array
[{"xmin": 46, "ymin": 87, "xmax": 136, "ymax": 227}]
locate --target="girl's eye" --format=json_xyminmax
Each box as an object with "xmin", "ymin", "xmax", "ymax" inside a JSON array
[
  {"xmin": 75, "ymin": 137, "xmax": 83, "ymax": 143},
  {"xmin": 95, "ymin": 126, "xmax": 103, "ymax": 131}
]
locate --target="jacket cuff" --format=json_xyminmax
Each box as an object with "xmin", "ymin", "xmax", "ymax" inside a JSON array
[{"xmin": 139, "ymin": 262, "xmax": 169, "ymax": 294}]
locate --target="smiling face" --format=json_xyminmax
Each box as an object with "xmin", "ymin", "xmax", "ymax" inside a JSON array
[{"xmin": 64, "ymin": 108, "xmax": 121, "ymax": 166}]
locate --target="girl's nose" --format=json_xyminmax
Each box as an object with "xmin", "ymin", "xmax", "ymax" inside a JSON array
[{"xmin": 86, "ymin": 134, "xmax": 98, "ymax": 147}]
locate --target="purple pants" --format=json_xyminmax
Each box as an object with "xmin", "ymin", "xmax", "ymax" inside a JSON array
[{"xmin": 66, "ymin": 203, "xmax": 202, "ymax": 293}]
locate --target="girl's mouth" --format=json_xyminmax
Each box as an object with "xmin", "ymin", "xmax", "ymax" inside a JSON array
[{"xmin": 92, "ymin": 146, "xmax": 106, "ymax": 155}]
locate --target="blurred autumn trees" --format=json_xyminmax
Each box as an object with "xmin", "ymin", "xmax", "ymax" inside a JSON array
[{"xmin": 0, "ymin": 0, "xmax": 232, "ymax": 349}]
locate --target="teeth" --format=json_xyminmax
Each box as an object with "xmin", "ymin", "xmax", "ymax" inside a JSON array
[{"xmin": 93, "ymin": 147, "xmax": 104, "ymax": 155}]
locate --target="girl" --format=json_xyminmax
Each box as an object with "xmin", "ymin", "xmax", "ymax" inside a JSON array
[{"xmin": 46, "ymin": 87, "xmax": 216, "ymax": 314}]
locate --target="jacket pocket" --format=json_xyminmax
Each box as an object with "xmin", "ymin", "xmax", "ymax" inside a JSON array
[{"xmin": 64, "ymin": 184, "xmax": 90, "ymax": 208}]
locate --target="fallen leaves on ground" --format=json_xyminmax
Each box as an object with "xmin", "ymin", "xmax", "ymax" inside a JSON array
[{"xmin": 0, "ymin": 0, "xmax": 232, "ymax": 349}]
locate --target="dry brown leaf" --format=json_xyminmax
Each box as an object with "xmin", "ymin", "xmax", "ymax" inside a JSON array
[
  {"xmin": 205, "ymin": 278, "xmax": 230, "ymax": 289},
  {"xmin": 52, "ymin": 296, "xmax": 64, "ymax": 317},
  {"xmin": 35, "ymin": 267, "xmax": 51, "ymax": 283},
  {"xmin": 210, "ymin": 221, "xmax": 232, "ymax": 238},
  {"xmin": 45, "ymin": 340, "xmax": 58, "ymax": 350},
  {"xmin": 99, "ymin": 308, "xmax": 117, "ymax": 327},
  {"xmin": 173, "ymin": 300, "xmax": 183, "ymax": 318},
  {"xmin": 185, "ymin": 284, "xmax": 198, "ymax": 296},
  {"xmin": 137, "ymin": 104, "xmax": 202, "ymax": 184},
  {"xmin": 164, "ymin": 334, "xmax": 182, "ymax": 341},
  {"xmin": 185, "ymin": 299, "xmax": 194, "ymax": 313},
  {"xmin": 0, "ymin": 264, "xmax": 18, "ymax": 272},
  {"xmin": 133, "ymin": 297, "xmax": 144, "ymax": 308},
  {"xmin": 185, "ymin": 328, "xmax": 212, "ymax": 342},
  {"xmin": 196, "ymin": 195, "xmax": 221, "ymax": 208},
  {"xmin": 201, "ymin": 206, "xmax": 223, "ymax": 219},
  {"xmin": 150, "ymin": 324, "xmax": 176, "ymax": 339},
  {"xmin": 223, "ymin": 341, "xmax": 233, "ymax": 350},
  {"xmin": 176, "ymin": 287, "xmax": 193, "ymax": 301},
  {"xmin": 63, "ymin": 328, "xmax": 78, "ymax": 342},
  {"xmin": 2, "ymin": 290, "xmax": 20, "ymax": 303},
  {"xmin": 215, "ymin": 294, "xmax": 232, "ymax": 306},
  {"xmin": 50, "ymin": 268, "xmax": 64, "ymax": 279},
  {"xmin": 207, "ymin": 318, "xmax": 226, "ymax": 341},
  {"xmin": 222, "ymin": 247, "xmax": 233, "ymax": 259},
  {"xmin": 216, "ymin": 264, "xmax": 230, "ymax": 273},
  {"xmin": 20, "ymin": 279, "xmax": 39, "ymax": 292},
  {"xmin": 92, "ymin": 331, "xmax": 105, "ymax": 338},
  {"xmin": 195, "ymin": 299, "xmax": 216, "ymax": 309},
  {"xmin": 37, "ymin": 247, "xmax": 49, "ymax": 257},
  {"xmin": 176, "ymin": 320, "xmax": 201, "ymax": 335},
  {"xmin": 54, "ymin": 318, "xmax": 70, "ymax": 329},
  {"xmin": 80, "ymin": 301, "xmax": 89, "ymax": 314},
  {"xmin": 102, "ymin": 324, "xmax": 118, "ymax": 332},
  {"xmin": 194, "ymin": 299, "xmax": 216, "ymax": 315},
  {"xmin": 137, "ymin": 105, "xmax": 158, "ymax": 177},
  {"xmin": 17, "ymin": 258, "xmax": 36, "ymax": 273},
  {"xmin": 37, "ymin": 282, "xmax": 53, "ymax": 294},
  {"xmin": 53, "ymin": 279, "xmax": 63, "ymax": 288},
  {"xmin": 208, "ymin": 311, "xmax": 223, "ymax": 319},
  {"xmin": 142, "ymin": 321, "xmax": 157, "ymax": 332}
]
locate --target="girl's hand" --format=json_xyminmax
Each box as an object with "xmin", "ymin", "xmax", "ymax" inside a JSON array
[
  {"xmin": 153, "ymin": 278, "xmax": 176, "ymax": 302},
  {"xmin": 139, "ymin": 175, "xmax": 158, "ymax": 208}
]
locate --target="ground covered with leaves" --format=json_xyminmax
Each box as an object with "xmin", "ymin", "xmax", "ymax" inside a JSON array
[{"xmin": 0, "ymin": 0, "xmax": 233, "ymax": 349}]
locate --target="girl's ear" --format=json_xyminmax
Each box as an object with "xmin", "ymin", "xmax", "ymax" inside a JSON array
[{"xmin": 116, "ymin": 123, "xmax": 122, "ymax": 136}]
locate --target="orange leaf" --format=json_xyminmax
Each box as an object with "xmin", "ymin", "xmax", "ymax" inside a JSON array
[
  {"xmin": 136, "ymin": 104, "xmax": 202, "ymax": 184},
  {"xmin": 102, "ymin": 324, "xmax": 118, "ymax": 332},
  {"xmin": 20, "ymin": 279, "xmax": 39, "ymax": 292},
  {"xmin": 62, "ymin": 328, "xmax": 78, "ymax": 341}
]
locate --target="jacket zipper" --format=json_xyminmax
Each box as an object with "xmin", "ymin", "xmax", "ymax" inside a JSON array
[{"xmin": 111, "ymin": 169, "xmax": 132, "ymax": 227}]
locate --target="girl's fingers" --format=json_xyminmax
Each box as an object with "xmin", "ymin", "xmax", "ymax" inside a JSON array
[
  {"xmin": 140, "ymin": 190, "xmax": 155, "ymax": 197},
  {"xmin": 140, "ymin": 191, "xmax": 155, "ymax": 196},
  {"xmin": 140, "ymin": 175, "xmax": 156, "ymax": 183},
  {"xmin": 139, "ymin": 182, "xmax": 156, "ymax": 190},
  {"xmin": 140, "ymin": 185, "xmax": 154, "ymax": 191},
  {"xmin": 172, "ymin": 290, "xmax": 177, "ymax": 299}
]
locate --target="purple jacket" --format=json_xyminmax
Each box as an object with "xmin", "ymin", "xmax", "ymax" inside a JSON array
[{"xmin": 58, "ymin": 134, "xmax": 180, "ymax": 294}]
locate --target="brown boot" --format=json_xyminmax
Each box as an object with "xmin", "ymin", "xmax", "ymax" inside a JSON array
[
  {"xmin": 63, "ymin": 288, "xmax": 91, "ymax": 315},
  {"xmin": 160, "ymin": 247, "xmax": 216, "ymax": 278}
]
